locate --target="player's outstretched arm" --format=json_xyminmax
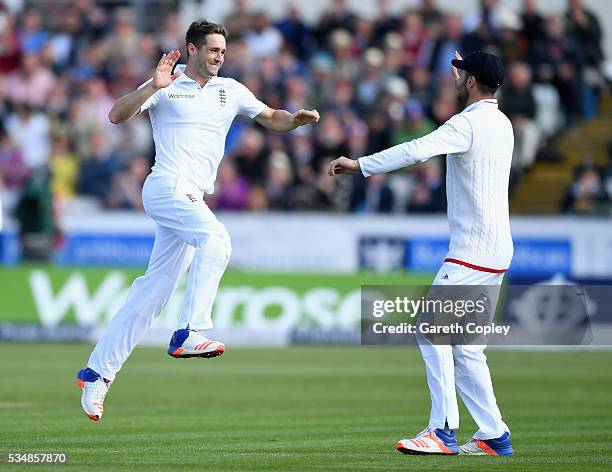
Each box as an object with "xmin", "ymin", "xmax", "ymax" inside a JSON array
[
  {"xmin": 254, "ymin": 107, "xmax": 320, "ymax": 132},
  {"xmin": 332, "ymin": 114, "xmax": 472, "ymax": 178},
  {"xmin": 108, "ymin": 50, "xmax": 182, "ymax": 124}
]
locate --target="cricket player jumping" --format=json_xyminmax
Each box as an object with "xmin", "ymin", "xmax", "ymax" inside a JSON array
[
  {"xmin": 77, "ymin": 20, "xmax": 319, "ymax": 421},
  {"xmin": 328, "ymin": 51, "xmax": 514, "ymax": 456}
]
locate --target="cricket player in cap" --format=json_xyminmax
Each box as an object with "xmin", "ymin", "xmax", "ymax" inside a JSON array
[
  {"xmin": 328, "ymin": 51, "xmax": 514, "ymax": 456},
  {"xmin": 76, "ymin": 19, "xmax": 319, "ymax": 422}
]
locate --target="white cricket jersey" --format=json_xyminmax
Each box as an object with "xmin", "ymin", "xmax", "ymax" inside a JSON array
[
  {"xmin": 138, "ymin": 65, "xmax": 266, "ymax": 193},
  {"xmin": 359, "ymin": 99, "xmax": 514, "ymax": 271}
]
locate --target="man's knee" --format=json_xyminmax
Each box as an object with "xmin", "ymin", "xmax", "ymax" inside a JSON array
[
  {"xmin": 452, "ymin": 344, "xmax": 487, "ymax": 366},
  {"xmin": 210, "ymin": 226, "xmax": 232, "ymax": 259},
  {"xmin": 192, "ymin": 226, "xmax": 231, "ymax": 271},
  {"xmin": 191, "ymin": 226, "xmax": 230, "ymax": 251}
]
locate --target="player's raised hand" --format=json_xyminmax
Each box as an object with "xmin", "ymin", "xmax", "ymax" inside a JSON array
[
  {"xmin": 291, "ymin": 109, "xmax": 320, "ymax": 127},
  {"xmin": 152, "ymin": 50, "xmax": 182, "ymax": 90},
  {"xmin": 451, "ymin": 50, "xmax": 463, "ymax": 82},
  {"xmin": 328, "ymin": 156, "xmax": 360, "ymax": 176}
]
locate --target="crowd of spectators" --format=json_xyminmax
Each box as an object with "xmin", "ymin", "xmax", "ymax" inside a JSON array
[{"xmin": 0, "ymin": 0, "xmax": 608, "ymax": 228}]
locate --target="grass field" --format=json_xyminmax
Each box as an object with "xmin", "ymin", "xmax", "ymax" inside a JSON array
[{"xmin": 0, "ymin": 344, "xmax": 611, "ymax": 471}]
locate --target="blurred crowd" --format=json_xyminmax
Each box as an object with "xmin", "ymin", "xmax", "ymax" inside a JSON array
[
  {"xmin": 0, "ymin": 0, "xmax": 609, "ymax": 233},
  {"xmin": 562, "ymin": 148, "xmax": 612, "ymax": 215}
]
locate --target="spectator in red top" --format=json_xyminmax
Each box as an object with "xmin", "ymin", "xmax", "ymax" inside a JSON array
[
  {"xmin": 401, "ymin": 11, "xmax": 432, "ymax": 69},
  {"xmin": 0, "ymin": 3, "xmax": 20, "ymax": 73}
]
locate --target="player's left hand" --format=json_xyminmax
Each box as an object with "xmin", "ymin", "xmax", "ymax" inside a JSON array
[
  {"xmin": 291, "ymin": 109, "xmax": 320, "ymax": 127},
  {"xmin": 451, "ymin": 51, "xmax": 463, "ymax": 83}
]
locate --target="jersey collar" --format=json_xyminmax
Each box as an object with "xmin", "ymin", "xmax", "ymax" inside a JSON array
[
  {"xmin": 463, "ymin": 98, "xmax": 498, "ymax": 113},
  {"xmin": 173, "ymin": 64, "xmax": 191, "ymax": 84},
  {"xmin": 175, "ymin": 72, "xmax": 196, "ymax": 84}
]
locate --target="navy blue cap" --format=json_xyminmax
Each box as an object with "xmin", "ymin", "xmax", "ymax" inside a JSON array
[{"xmin": 452, "ymin": 51, "xmax": 505, "ymax": 89}]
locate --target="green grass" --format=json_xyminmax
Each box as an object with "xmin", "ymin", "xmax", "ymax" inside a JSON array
[{"xmin": 0, "ymin": 344, "xmax": 611, "ymax": 471}]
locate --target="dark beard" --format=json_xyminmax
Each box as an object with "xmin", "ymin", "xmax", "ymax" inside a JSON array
[{"xmin": 457, "ymin": 87, "xmax": 468, "ymax": 109}]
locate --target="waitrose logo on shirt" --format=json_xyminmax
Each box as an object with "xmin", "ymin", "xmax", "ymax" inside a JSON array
[{"xmin": 168, "ymin": 93, "xmax": 195, "ymax": 99}]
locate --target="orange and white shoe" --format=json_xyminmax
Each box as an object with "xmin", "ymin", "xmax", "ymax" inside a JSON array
[
  {"xmin": 76, "ymin": 368, "xmax": 110, "ymax": 421},
  {"xmin": 396, "ymin": 428, "xmax": 460, "ymax": 455},
  {"xmin": 167, "ymin": 328, "xmax": 225, "ymax": 359}
]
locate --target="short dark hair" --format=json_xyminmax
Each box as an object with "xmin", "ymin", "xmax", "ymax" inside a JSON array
[
  {"xmin": 461, "ymin": 70, "xmax": 498, "ymax": 96},
  {"xmin": 475, "ymin": 78, "xmax": 497, "ymax": 96},
  {"xmin": 185, "ymin": 19, "xmax": 228, "ymax": 49}
]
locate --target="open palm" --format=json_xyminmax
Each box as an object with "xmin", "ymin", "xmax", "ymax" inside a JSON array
[
  {"xmin": 153, "ymin": 50, "xmax": 182, "ymax": 89},
  {"xmin": 451, "ymin": 51, "xmax": 463, "ymax": 83}
]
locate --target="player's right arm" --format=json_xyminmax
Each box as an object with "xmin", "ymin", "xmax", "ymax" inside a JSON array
[
  {"xmin": 108, "ymin": 50, "xmax": 182, "ymax": 124},
  {"xmin": 329, "ymin": 114, "xmax": 473, "ymax": 177}
]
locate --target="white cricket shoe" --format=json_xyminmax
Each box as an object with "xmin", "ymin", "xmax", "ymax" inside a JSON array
[
  {"xmin": 167, "ymin": 328, "xmax": 225, "ymax": 359},
  {"xmin": 396, "ymin": 428, "xmax": 460, "ymax": 455},
  {"xmin": 76, "ymin": 368, "xmax": 110, "ymax": 421}
]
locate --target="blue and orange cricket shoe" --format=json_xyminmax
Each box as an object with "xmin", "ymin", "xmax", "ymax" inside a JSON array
[
  {"xmin": 76, "ymin": 368, "xmax": 110, "ymax": 422},
  {"xmin": 459, "ymin": 431, "xmax": 514, "ymax": 455},
  {"xmin": 396, "ymin": 428, "xmax": 460, "ymax": 455},
  {"xmin": 167, "ymin": 328, "xmax": 225, "ymax": 359}
]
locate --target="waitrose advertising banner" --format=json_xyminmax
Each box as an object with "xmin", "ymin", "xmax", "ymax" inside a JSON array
[
  {"xmin": 4, "ymin": 213, "xmax": 612, "ymax": 277},
  {"xmin": 0, "ymin": 266, "xmax": 429, "ymax": 346},
  {"xmin": 2, "ymin": 266, "xmax": 611, "ymax": 347}
]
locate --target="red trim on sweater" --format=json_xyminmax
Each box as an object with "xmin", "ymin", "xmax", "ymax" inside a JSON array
[{"xmin": 444, "ymin": 258, "xmax": 508, "ymax": 273}]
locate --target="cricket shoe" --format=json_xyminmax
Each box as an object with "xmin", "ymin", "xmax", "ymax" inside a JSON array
[
  {"xmin": 396, "ymin": 428, "xmax": 460, "ymax": 455},
  {"xmin": 76, "ymin": 368, "xmax": 110, "ymax": 422},
  {"xmin": 167, "ymin": 328, "xmax": 225, "ymax": 359},
  {"xmin": 459, "ymin": 431, "xmax": 513, "ymax": 456}
]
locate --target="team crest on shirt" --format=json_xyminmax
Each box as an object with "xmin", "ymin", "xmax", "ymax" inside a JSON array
[{"xmin": 219, "ymin": 88, "xmax": 226, "ymax": 107}]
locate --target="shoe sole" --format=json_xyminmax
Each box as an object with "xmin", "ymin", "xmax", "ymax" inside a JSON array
[
  {"xmin": 397, "ymin": 446, "xmax": 457, "ymax": 456},
  {"xmin": 458, "ymin": 448, "xmax": 487, "ymax": 455},
  {"xmin": 397, "ymin": 442, "xmax": 458, "ymax": 456},
  {"xmin": 459, "ymin": 450, "xmax": 513, "ymax": 456},
  {"xmin": 169, "ymin": 346, "xmax": 225, "ymax": 359}
]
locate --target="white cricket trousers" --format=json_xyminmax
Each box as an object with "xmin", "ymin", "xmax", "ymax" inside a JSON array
[
  {"xmin": 88, "ymin": 171, "xmax": 231, "ymax": 381},
  {"xmin": 418, "ymin": 262, "xmax": 509, "ymax": 440}
]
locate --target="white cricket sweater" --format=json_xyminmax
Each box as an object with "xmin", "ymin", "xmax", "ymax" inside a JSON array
[{"xmin": 358, "ymin": 99, "xmax": 514, "ymax": 272}]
